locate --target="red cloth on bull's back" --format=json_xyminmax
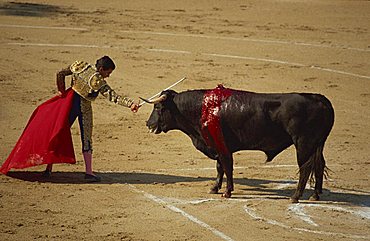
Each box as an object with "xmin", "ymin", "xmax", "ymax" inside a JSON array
[{"xmin": 200, "ymin": 84, "xmax": 232, "ymax": 155}]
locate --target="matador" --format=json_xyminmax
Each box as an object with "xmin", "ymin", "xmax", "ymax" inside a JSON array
[{"xmin": 0, "ymin": 56, "xmax": 139, "ymax": 182}]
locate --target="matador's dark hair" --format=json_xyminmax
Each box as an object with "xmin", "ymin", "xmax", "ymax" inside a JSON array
[{"xmin": 95, "ymin": 56, "xmax": 116, "ymax": 70}]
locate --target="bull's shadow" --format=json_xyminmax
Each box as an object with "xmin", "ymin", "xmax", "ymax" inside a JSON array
[
  {"xmin": 233, "ymin": 178, "xmax": 370, "ymax": 207},
  {"xmin": 6, "ymin": 171, "xmax": 370, "ymax": 207}
]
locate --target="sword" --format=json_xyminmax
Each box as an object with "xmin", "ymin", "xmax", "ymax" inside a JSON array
[{"xmin": 139, "ymin": 77, "xmax": 186, "ymax": 107}]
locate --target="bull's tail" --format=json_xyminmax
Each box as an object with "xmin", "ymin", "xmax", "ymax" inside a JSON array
[
  {"xmin": 300, "ymin": 143, "xmax": 330, "ymax": 188},
  {"xmin": 304, "ymin": 94, "xmax": 334, "ymax": 184}
]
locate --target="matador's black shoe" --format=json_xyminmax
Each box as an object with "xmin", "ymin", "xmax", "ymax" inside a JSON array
[{"xmin": 84, "ymin": 174, "xmax": 101, "ymax": 183}]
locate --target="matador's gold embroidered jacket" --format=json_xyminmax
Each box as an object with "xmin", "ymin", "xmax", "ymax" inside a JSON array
[{"xmin": 56, "ymin": 60, "xmax": 134, "ymax": 108}]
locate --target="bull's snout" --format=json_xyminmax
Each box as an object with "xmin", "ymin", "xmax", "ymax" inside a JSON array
[{"xmin": 145, "ymin": 120, "xmax": 160, "ymax": 134}]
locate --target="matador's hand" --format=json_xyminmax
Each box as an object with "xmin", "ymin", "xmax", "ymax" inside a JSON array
[{"xmin": 130, "ymin": 102, "xmax": 140, "ymax": 113}]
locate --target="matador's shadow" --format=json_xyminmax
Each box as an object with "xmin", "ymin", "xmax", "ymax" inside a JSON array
[
  {"xmin": 6, "ymin": 171, "xmax": 370, "ymax": 207},
  {"xmin": 6, "ymin": 171, "xmax": 212, "ymax": 185}
]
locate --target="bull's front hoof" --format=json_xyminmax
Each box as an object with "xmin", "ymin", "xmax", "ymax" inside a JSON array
[
  {"xmin": 221, "ymin": 192, "xmax": 231, "ymax": 198},
  {"xmin": 209, "ymin": 187, "xmax": 219, "ymax": 194},
  {"xmin": 290, "ymin": 197, "xmax": 299, "ymax": 203},
  {"xmin": 309, "ymin": 194, "xmax": 320, "ymax": 201}
]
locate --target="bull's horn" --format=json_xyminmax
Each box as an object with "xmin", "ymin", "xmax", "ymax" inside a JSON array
[{"xmin": 139, "ymin": 94, "xmax": 167, "ymax": 104}]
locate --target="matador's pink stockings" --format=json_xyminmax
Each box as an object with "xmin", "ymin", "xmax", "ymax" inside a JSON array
[
  {"xmin": 45, "ymin": 151, "xmax": 93, "ymax": 175},
  {"xmin": 46, "ymin": 164, "xmax": 53, "ymax": 171},
  {"xmin": 83, "ymin": 151, "xmax": 93, "ymax": 175}
]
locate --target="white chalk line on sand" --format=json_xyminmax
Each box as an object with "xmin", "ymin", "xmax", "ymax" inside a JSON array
[
  {"xmin": 244, "ymin": 202, "xmax": 370, "ymax": 239},
  {"xmin": 148, "ymin": 48, "xmax": 192, "ymax": 54},
  {"xmin": 1, "ymin": 24, "xmax": 367, "ymax": 52},
  {"xmin": 204, "ymin": 53, "xmax": 306, "ymax": 67},
  {"xmin": 288, "ymin": 204, "xmax": 319, "ymax": 226},
  {"xmin": 121, "ymin": 30, "xmax": 370, "ymax": 53},
  {"xmin": 309, "ymin": 65, "xmax": 370, "ymax": 79},
  {"xmin": 108, "ymin": 170, "xmax": 370, "ymax": 239},
  {"xmin": 144, "ymin": 194, "xmax": 370, "ymax": 220},
  {"xmin": 6, "ymin": 42, "xmax": 112, "ymax": 49},
  {"xmin": 5, "ymin": 42, "xmax": 369, "ymax": 80},
  {"xmin": 0, "ymin": 23, "xmax": 87, "ymax": 31},
  {"xmin": 128, "ymin": 184, "xmax": 235, "ymax": 241},
  {"xmin": 127, "ymin": 184, "xmax": 370, "ymax": 239},
  {"xmin": 292, "ymin": 203, "xmax": 370, "ymax": 222},
  {"xmin": 203, "ymin": 53, "xmax": 370, "ymax": 80}
]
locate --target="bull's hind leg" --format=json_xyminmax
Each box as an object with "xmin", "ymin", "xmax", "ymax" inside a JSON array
[
  {"xmin": 209, "ymin": 161, "xmax": 224, "ymax": 194},
  {"xmin": 291, "ymin": 141, "xmax": 315, "ymax": 203},
  {"xmin": 309, "ymin": 146, "xmax": 326, "ymax": 201},
  {"xmin": 291, "ymin": 164, "xmax": 311, "ymax": 203}
]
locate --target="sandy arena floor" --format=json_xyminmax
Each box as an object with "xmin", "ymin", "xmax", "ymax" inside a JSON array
[{"xmin": 0, "ymin": 1, "xmax": 369, "ymax": 240}]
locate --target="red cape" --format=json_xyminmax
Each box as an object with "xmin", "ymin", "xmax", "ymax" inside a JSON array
[{"xmin": 0, "ymin": 88, "xmax": 76, "ymax": 174}]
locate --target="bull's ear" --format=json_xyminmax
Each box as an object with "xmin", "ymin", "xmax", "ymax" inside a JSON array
[{"xmin": 162, "ymin": 89, "xmax": 178, "ymax": 99}]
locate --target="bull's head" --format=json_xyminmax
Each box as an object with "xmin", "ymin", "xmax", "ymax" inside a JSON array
[{"xmin": 141, "ymin": 90, "xmax": 178, "ymax": 134}]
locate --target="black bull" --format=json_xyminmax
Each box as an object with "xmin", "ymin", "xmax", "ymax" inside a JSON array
[{"xmin": 144, "ymin": 87, "xmax": 334, "ymax": 202}]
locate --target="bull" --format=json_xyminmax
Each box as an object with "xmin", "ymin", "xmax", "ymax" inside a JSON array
[{"xmin": 142, "ymin": 85, "xmax": 334, "ymax": 203}]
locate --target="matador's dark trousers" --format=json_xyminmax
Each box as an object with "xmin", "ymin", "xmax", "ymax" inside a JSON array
[{"xmin": 69, "ymin": 92, "xmax": 93, "ymax": 152}]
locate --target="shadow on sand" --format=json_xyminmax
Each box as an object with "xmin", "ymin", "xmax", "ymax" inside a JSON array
[
  {"xmin": 0, "ymin": 2, "xmax": 66, "ymax": 17},
  {"xmin": 233, "ymin": 178, "xmax": 370, "ymax": 207},
  {"xmin": 6, "ymin": 171, "xmax": 370, "ymax": 207},
  {"xmin": 6, "ymin": 171, "xmax": 212, "ymax": 185}
]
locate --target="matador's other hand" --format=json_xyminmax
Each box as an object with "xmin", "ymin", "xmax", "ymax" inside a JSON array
[{"xmin": 58, "ymin": 90, "xmax": 65, "ymax": 97}]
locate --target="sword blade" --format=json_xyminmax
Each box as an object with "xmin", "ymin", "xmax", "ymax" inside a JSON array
[{"xmin": 139, "ymin": 77, "xmax": 186, "ymax": 106}]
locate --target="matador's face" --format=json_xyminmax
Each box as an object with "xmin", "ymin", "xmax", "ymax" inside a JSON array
[{"xmin": 99, "ymin": 68, "xmax": 113, "ymax": 78}]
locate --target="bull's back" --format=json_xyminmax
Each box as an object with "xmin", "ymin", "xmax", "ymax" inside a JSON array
[
  {"xmin": 288, "ymin": 93, "xmax": 335, "ymax": 139},
  {"xmin": 220, "ymin": 91, "xmax": 334, "ymax": 152}
]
